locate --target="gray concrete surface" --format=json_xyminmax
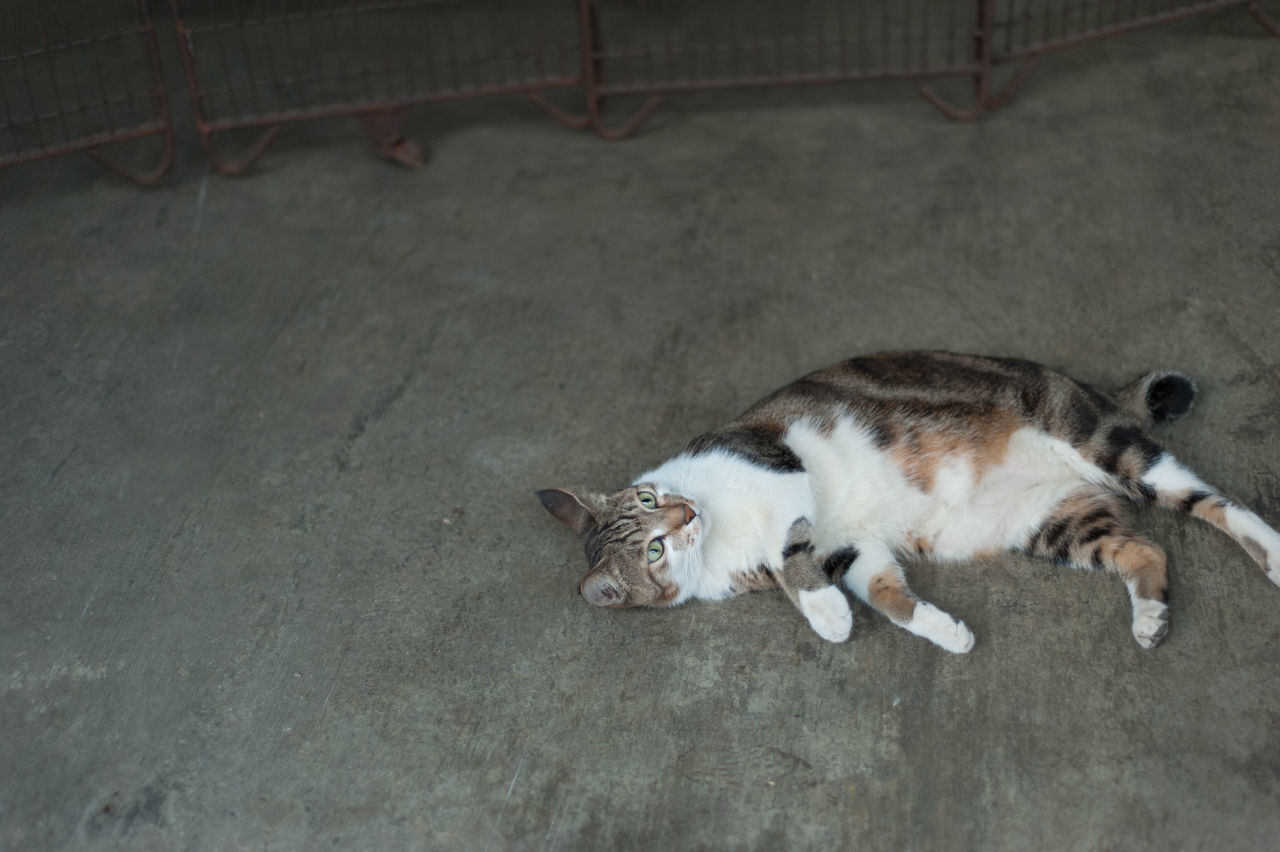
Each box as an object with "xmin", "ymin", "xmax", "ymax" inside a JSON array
[{"xmin": 3, "ymin": 13, "xmax": 1280, "ymax": 851}]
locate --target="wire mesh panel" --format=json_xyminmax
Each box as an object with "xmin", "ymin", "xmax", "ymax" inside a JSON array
[
  {"xmin": 4, "ymin": 1, "xmax": 1270, "ymax": 177},
  {"xmin": 994, "ymin": 0, "xmax": 1255, "ymax": 58},
  {"xmin": 588, "ymin": 0, "xmax": 984, "ymax": 94},
  {"xmin": 0, "ymin": 0, "xmax": 173, "ymax": 182},
  {"xmin": 577, "ymin": 0, "xmax": 1265, "ymax": 127},
  {"xmin": 170, "ymin": 0, "xmax": 584, "ymax": 171}
]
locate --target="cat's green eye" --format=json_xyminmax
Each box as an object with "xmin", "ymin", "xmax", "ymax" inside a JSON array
[
  {"xmin": 638, "ymin": 491, "xmax": 657, "ymax": 509},
  {"xmin": 647, "ymin": 539, "xmax": 664, "ymax": 563}
]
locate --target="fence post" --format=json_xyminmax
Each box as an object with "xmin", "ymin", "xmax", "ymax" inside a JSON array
[
  {"xmin": 917, "ymin": 0, "xmax": 1040, "ymax": 121},
  {"xmin": 528, "ymin": 0, "xmax": 661, "ymax": 139}
]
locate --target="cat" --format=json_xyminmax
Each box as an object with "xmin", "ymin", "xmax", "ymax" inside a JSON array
[{"xmin": 538, "ymin": 351, "xmax": 1280, "ymax": 652}]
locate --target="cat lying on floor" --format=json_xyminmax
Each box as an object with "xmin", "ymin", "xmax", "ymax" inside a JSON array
[{"xmin": 539, "ymin": 351, "xmax": 1280, "ymax": 652}]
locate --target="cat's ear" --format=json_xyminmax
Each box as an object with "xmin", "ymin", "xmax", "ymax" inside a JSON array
[{"xmin": 537, "ymin": 488, "xmax": 601, "ymax": 537}]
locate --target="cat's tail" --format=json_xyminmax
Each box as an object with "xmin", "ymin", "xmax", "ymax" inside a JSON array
[{"xmin": 1113, "ymin": 370, "xmax": 1197, "ymax": 428}]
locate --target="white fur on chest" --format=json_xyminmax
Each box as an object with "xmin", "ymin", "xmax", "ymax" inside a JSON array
[
  {"xmin": 785, "ymin": 419, "xmax": 1111, "ymax": 559},
  {"xmin": 634, "ymin": 450, "xmax": 811, "ymax": 601}
]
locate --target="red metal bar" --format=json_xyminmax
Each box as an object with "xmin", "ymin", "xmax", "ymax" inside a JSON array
[
  {"xmin": 89, "ymin": 0, "xmax": 176, "ymax": 185},
  {"xmin": 916, "ymin": 0, "xmax": 1042, "ymax": 121},
  {"xmin": 1251, "ymin": 1, "xmax": 1280, "ymax": 34},
  {"xmin": 917, "ymin": 0, "xmax": 1002, "ymax": 120},
  {"xmin": 528, "ymin": 0, "xmax": 662, "ymax": 140},
  {"xmin": 0, "ymin": 0, "xmax": 173, "ymax": 184}
]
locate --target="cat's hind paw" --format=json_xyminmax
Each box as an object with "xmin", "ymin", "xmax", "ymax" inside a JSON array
[
  {"xmin": 906, "ymin": 602, "xmax": 975, "ymax": 654},
  {"xmin": 1132, "ymin": 598, "xmax": 1170, "ymax": 649},
  {"xmin": 799, "ymin": 586, "xmax": 854, "ymax": 643}
]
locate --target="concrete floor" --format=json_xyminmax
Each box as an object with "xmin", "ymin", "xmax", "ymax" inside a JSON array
[{"xmin": 3, "ymin": 13, "xmax": 1280, "ymax": 851}]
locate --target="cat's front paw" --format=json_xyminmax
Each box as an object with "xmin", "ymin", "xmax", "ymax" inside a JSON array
[{"xmin": 798, "ymin": 586, "xmax": 854, "ymax": 643}]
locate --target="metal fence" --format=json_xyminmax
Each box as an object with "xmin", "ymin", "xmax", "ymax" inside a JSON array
[
  {"xmin": 0, "ymin": 0, "xmax": 173, "ymax": 183},
  {"xmin": 169, "ymin": 0, "xmax": 584, "ymax": 172},
  {"xmin": 577, "ymin": 0, "xmax": 1276, "ymax": 125},
  {"xmin": 2, "ymin": 1, "xmax": 1275, "ymax": 181}
]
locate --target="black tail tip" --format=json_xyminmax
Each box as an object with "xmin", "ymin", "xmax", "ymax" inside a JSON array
[{"xmin": 1146, "ymin": 372, "xmax": 1197, "ymax": 425}]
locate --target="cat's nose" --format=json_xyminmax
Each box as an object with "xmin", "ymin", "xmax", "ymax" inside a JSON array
[{"xmin": 683, "ymin": 504, "xmax": 696, "ymax": 525}]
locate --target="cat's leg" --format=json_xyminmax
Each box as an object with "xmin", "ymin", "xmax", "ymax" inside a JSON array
[
  {"xmin": 1026, "ymin": 489, "xmax": 1171, "ymax": 648},
  {"xmin": 1138, "ymin": 453, "xmax": 1280, "ymax": 586},
  {"xmin": 841, "ymin": 540, "xmax": 975, "ymax": 653},
  {"xmin": 1083, "ymin": 424, "xmax": 1280, "ymax": 586},
  {"xmin": 776, "ymin": 519, "xmax": 853, "ymax": 643}
]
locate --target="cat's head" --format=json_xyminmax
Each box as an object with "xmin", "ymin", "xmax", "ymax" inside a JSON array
[{"xmin": 537, "ymin": 485, "xmax": 705, "ymax": 608}]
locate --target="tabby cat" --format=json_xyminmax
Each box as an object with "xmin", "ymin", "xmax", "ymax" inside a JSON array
[{"xmin": 538, "ymin": 352, "xmax": 1280, "ymax": 652}]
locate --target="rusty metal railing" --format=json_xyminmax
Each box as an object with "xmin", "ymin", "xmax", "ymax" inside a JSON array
[
  {"xmin": 0, "ymin": 0, "xmax": 174, "ymax": 184},
  {"xmin": 168, "ymin": 0, "xmax": 584, "ymax": 174},
  {"xmin": 2, "ymin": 2, "xmax": 1275, "ymax": 180},
  {"xmin": 563, "ymin": 0, "xmax": 1275, "ymax": 132}
]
